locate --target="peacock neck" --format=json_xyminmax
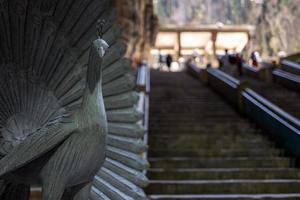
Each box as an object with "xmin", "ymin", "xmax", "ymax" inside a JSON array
[
  {"xmin": 77, "ymin": 40, "xmax": 106, "ymax": 128},
  {"xmin": 79, "ymin": 81, "xmax": 106, "ymax": 129}
]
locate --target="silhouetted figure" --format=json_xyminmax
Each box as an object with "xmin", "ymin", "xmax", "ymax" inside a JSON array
[
  {"xmin": 166, "ymin": 54, "xmax": 173, "ymax": 72},
  {"xmin": 220, "ymin": 49, "xmax": 229, "ymax": 68},
  {"xmin": 251, "ymin": 51, "xmax": 260, "ymax": 67},
  {"xmin": 236, "ymin": 53, "xmax": 244, "ymax": 76}
]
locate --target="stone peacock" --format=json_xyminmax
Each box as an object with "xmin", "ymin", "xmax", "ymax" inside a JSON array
[{"xmin": 0, "ymin": 0, "xmax": 149, "ymax": 199}]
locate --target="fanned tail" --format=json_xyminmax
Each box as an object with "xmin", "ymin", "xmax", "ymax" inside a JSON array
[{"xmin": 90, "ymin": 26, "xmax": 149, "ymax": 200}]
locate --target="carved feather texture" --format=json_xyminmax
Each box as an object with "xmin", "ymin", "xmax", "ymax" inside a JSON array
[
  {"xmin": 0, "ymin": 0, "xmax": 148, "ymax": 199},
  {"xmin": 92, "ymin": 32, "xmax": 149, "ymax": 200}
]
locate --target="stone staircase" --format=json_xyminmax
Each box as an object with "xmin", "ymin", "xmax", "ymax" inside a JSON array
[{"xmin": 146, "ymin": 71, "xmax": 300, "ymax": 199}]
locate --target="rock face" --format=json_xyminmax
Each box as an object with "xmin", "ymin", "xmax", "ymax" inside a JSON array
[
  {"xmin": 113, "ymin": 0, "xmax": 159, "ymax": 66},
  {"xmin": 155, "ymin": 0, "xmax": 300, "ymax": 57}
]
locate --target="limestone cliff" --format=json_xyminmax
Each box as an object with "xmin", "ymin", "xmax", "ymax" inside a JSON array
[{"xmin": 113, "ymin": 0, "xmax": 159, "ymax": 67}]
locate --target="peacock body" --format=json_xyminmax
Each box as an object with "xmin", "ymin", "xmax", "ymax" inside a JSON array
[{"xmin": 0, "ymin": 0, "xmax": 149, "ymax": 199}]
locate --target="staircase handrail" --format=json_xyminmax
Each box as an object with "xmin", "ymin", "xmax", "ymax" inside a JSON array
[
  {"xmin": 281, "ymin": 59, "xmax": 300, "ymax": 76},
  {"xmin": 186, "ymin": 61, "xmax": 300, "ymax": 158},
  {"xmin": 273, "ymin": 69, "xmax": 300, "ymax": 83},
  {"xmin": 242, "ymin": 63, "xmax": 274, "ymax": 82},
  {"xmin": 208, "ymin": 68, "xmax": 241, "ymax": 87},
  {"xmin": 242, "ymin": 88, "xmax": 300, "ymax": 157},
  {"xmin": 273, "ymin": 69, "xmax": 300, "ymax": 92},
  {"xmin": 207, "ymin": 68, "xmax": 245, "ymax": 110},
  {"xmin": 243, "ymin": 88, "xmax": 300, "ymax": 129}
]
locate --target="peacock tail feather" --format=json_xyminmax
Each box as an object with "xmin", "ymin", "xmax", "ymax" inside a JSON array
[{"xmin": 0, "ymin": 0, "xmax": 149, "ymax": 199}]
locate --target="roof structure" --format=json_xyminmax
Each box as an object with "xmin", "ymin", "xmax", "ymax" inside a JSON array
[{"xmin": 154, "ymin": 24, "xmax": 255, "ymax": 57}]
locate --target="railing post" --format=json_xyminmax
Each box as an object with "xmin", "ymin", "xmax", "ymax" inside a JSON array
[{"xmin": 136, "ymin": 60, "xmax": 150, "ymax": 174}]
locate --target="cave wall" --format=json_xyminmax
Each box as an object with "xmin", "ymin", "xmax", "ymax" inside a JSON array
[
  {"xmin": 154, "ymin": 0, "xmax": 300, "ymax": 58},
  {"xmin": 113, "ymin": 0, "xmax": 159, "ymax": 67},
  {"xmin": 254, "ymin": 0, "xmax": 300, "ymax": 57}
]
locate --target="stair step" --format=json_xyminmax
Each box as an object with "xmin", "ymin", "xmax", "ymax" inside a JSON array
[
  {"xmin": 148, "ymin": 133, "xmax": 265, "ymax": 141},
  {"xmin": 148, "ymin": 136, "xmax": 271, "ymax": 149},
  {"xmin": 148, "ymin": 193, "xmax": 300, "ymax": 199},
  {"xmin": 149, "ymin": 119, "xmax": 251, "ymax": 125},
  {"xmin": 149, "ymin": 157, "xmax": 292, "ymax": 168},
  {"xmin": 149, "ymin": 114, "xmax": 242, "ymax": 119},
  {"xmin": 147, "ymin": 179, "xmax": 300, "ymax": 194},
  {"xmin": 147, "ymin": 71, "xmax": 299, "ymax": 198},
  {"xmin": 148, "ymin": 148, "xmax": 281, "ymax": 157},
  {"xmin": 148, "ymin": 168, "xmax": 300, "ymax": 180},
  {"xmin": 149, "ymin": 128, "xmax": 259, "ymax": 135}
]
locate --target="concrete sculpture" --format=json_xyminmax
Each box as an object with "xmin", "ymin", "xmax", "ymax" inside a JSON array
[{"xmin": 0, "ymin": 0, "xmax": 148, "ymax": 199}]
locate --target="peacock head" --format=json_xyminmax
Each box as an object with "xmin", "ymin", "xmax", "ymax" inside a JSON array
[{"xmin": 93, "ymin": 38, "xmax": 109, "ymax": 58}]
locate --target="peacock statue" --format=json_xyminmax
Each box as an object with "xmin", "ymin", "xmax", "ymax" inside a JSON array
[{"xmin": 0, "ymin": 0, "xmax": 149, "ymax": 199}]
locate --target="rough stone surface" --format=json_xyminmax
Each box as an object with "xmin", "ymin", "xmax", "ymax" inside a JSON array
[{"xmin": 113, "ymin": 0, "xmax": 159, "ymax": 66}]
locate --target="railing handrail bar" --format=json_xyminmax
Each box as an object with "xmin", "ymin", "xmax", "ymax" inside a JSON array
[
  {"xmin": 281, "ymin": 59, "xmax": 300, "ymax": 70},
  {"xmin": 244, "ymin": 88, "xmax": 300, "ymax": 129},
  {"xmin": 273, "ymin": 69, "xmax": 300, "ymax": 84}
]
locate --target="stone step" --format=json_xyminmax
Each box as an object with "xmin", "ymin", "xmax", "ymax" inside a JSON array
[
  {"xmin": 149, "ymin": 113, "xmax": 241, "ymax": 119},
  {"xmin": 147, "ymin": 71, "xmax": 299, "ymax": 198},
  {"xmin": 148, "ymin": 168, "xmax": 300, "ymax": 180},
  {"xmin": 149, "ymin": 102, "xmax": 230, "ymax": 106},
  {"xmin": 149, "ymin": 118, "xmax": 250, "ymax": 124},
  {"xmin": 149, "ymin": 106, "xmax": 236, "ymax": 112},
  {"xmin": 148, "ymin": 148, "xmax": 281, "ymax": 157},
  {"xmin": 149, "ymin": 157, "xmax": 292, "ymax": 169},
  {"xmin": 150, "ymin": 92, "xmax": 216, "ymax": 97},
  {"xmin": 148, "ymin": 193, "xmax": 300, "ymax": 199},
  {"xmin": 149, "ymin": 122, "xmax": 256, "ymax": 128},
  {"xmin": 149, "ymin": 125, "xmax": 254, "ymax": 131},
  {"xmin": 148, "ymin": 143, "xmax": 275, "ymax": 152},
  {"xmin": 149, "ymin": 129, "xmax": 260, "ymax": 135},
  {"xmin": 149, "ymin": 116, "xmax": 248, "ymax": 122},
  {"xmin": 146, "ymin": 179, "xmax": 300, "ymax": 194},
  {"xmin": 150, "ymin": 114, "xmax": 240, "ymax": 118},
  {"xmin": 148, "ymin": 133, "xmax": 265, "ymax": 141},
  {"xmin": 148, "ymin": 134, "xmax": 269, "ymax": 147}
]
